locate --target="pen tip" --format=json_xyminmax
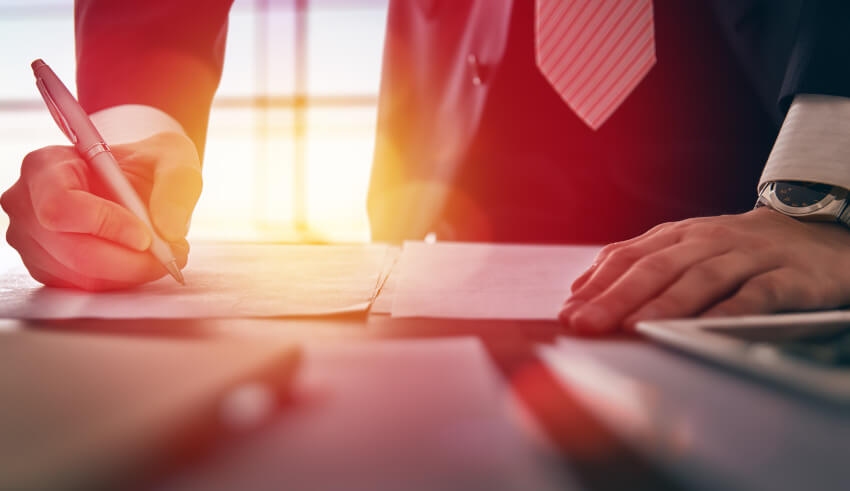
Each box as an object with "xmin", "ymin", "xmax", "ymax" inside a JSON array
[{"xmin": 165, "ymin": 261, "xmax": 186, "ymax": 285}]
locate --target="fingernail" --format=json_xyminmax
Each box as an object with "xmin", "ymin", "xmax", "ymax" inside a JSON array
[{"xmin": 570, "ymin": 304, "xmax": 611, "ymax": 333}]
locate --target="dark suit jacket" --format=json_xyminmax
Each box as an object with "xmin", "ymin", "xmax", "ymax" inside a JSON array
[{"xmin": 75, "ymin": 0, "xmax": 850, "ymax": 242}]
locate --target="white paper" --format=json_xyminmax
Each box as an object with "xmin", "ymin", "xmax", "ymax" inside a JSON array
[
  {"xmin": 370, "ymin": 246, "xmax": 401, "ymax": 315},
  {"xmin": 391, "ymin": 241, "xmax": 602, "ymax": 320},
  {"xmin": 0, "ymin": 243, "xmax": 390, "ymax": 319}
]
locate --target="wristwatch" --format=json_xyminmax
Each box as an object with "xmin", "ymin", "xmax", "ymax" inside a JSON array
[{"xmin": 756, "ymin": 180, "xmax": 850, "ymax": 226}]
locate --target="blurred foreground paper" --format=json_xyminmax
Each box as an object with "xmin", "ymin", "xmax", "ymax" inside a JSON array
[
  {"xmin": 391, "ymin": 242, "xmax": 602, "ymax": 320},
  {"xmin": 0, "ymin": 243, "xmax": 391, "ymax": 319},
  {"xmin": 0, "ymin": 325, "xmax": 299, "ymax": 490}
]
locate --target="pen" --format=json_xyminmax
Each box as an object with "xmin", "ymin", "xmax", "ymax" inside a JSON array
[{"xmin": 31, "ymin": 59, "xmax": 185, "ymax": 285}]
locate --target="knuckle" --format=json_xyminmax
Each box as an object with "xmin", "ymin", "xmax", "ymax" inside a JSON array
[
  {"xmin": 688, "ymin": 261, "xmax": 728, "ymax": 286},
  {"xmin": 670, "ymin": 217, "xmax": 704, "ymax": 233},
  {"xmin": 633, "ymin": 254, "xmax": 673, "ymax": 275},
  {"xmin": 20, "ymin": 149, "xmax": 44, "ymax": 176},
  {"xmin": 21, "ymin": 146, "xmax": 65, "ymax": 177},
  {"xmin": 607, "ymin": 246, "xmax": 641, "ymax": 266},
  {"xmin": 597, "ymin": 243, "xmax": 620, "ymax": 259},
  {"xmin": 0, "ymin": 188, "xmax": 13, "ymax": 214},
  {"xmin": 1, "ymin": 184, "xmax": 28, "ymax": 218},
  {"xmin": 572, "ymin": 284, "xmax": 603, "ymax": 301},
  {"xmin": 93, "ymin": 205, "xmax": 118, "ymax": 239},
  {"xmin": 668, "ymin": 219, "xmax": 693, "ymax": 232},
  {"xmin": 689, "ymin": 223, "xmax": 735, "ymax": 240},
  {"xmin": 33, "ymin": 195, "xmax": 67, "ymax": 230},
  {"xmin": 646, "ymin": 221, "xmax": 672, "ymax": 235},
  {"xmin": 6, "ymin": 227, "xmax": 21, "ymax": 250}
]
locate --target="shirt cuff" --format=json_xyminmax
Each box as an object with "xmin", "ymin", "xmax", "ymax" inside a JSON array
[
  {"xmin": 89, "ymin": 104, "xmax": 186, "ymax": 145},
  {"xmin": 759, "ymin": 94, "xmax": 850, "ymax": 192}
]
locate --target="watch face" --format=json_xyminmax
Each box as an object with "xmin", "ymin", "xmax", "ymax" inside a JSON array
[{"xmin": 774, "ymin": 181, "xmax": 833, "ymax": 207}]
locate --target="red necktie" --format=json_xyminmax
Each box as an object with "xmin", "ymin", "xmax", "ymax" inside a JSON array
[{"xmin": 535, "ymin": 0, "xmax": 656, "ymax": 130}]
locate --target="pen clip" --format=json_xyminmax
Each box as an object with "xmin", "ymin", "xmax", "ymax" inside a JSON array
[{"xmin": 36, "ymin": 77, "xmax": 77, "ymax": 145}]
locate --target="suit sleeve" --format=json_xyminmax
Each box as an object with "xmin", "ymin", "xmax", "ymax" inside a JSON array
[
  {"xmin": 74, "ymin": 0, "xmax": 234, "ymax": 159},
  {"xmin": 778, "ymin": 0, "xmax": 850, "ymax": 112},
  {"xmin": 760, "ymin": 1, "xmax": 850, "ymax": 191}
]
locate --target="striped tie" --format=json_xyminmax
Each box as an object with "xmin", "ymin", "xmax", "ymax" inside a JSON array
[{"xmin": 535, "ymin": 0, "xmax": 656, "ymax": 130}]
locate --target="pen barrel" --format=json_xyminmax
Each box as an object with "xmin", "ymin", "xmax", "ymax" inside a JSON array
[
  {"xmin": 32, "ymin": 60, "xmax": 102, "ymax": 146},
  {"xmin": 88, "ymin": 152, "xmax": 156, "ymax": 229},
  {"xmin": 89, "ymin": 152, "xmax": 177, "ymax": 265},
  {"xmin": 148, "ymin": 234, "xmax": 178, "ymax": 269}
]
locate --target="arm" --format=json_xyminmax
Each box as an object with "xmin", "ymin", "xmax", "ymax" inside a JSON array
[
  {"xmin": 75, "ymin": 0, "xmax": 233, "ymax": 158},
  {"xmin": 0, "ymin": 0, "xmax": 232, "ymax": 290},
  {"xmin": 560, "ymin": 0, "xmax": 850, "ymax": 333}
]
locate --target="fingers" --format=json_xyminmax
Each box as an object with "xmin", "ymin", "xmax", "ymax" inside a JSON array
[
  {"xmin": 4, "ymin": 140, "xmax": 196, "ymax": 290},
  {"xmin": 34, "ymin": 230, "xmax": 185, "ymax": 283},
  {"xmin": 149, "ymin": 161, "xmax": 202, "ymax": 241},
  {"xmin": 623, "ymin": 251, "xmax": 779, "ymax": 328},
  {"xmin": 26, "ymin": 151, "xmax": 152, "ymax": 250},
  {"xmin": 558, "ymin": 208, "xmax": 850, "ymax": 335},
  {"xmin": 8, "ymin": 178, "xmax": 188, "ymax": 286},
  {"xmin": 569, "ymin": 223, "xmax": 672, "ymax": 293},
  {"xmin": 6, "ymin": 225, "xmax": 145, "ymax": 290},
  {"xmin": 562, "ymin": 239, "xmax": 730, "ymax": 333},
  {"xmin": 115, "ymin": 132, "xmax": 202, "ymax": 242},
  {"xmin": 565, "ymin": 227, "xmax": 682, "ymax": 312},
  {"xmin": 701, "ymin": 268, "xmax": 836, "ymax": 317}
]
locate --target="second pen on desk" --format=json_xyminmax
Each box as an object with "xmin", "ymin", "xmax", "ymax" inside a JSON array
[{"xmin": 31, "ymin": 59, "xmax": 185, "ymax": 285}]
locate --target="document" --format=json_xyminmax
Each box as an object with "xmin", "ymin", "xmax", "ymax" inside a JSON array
[
  {"xmin": 0, "ymin": 243, "xmax": 391, "ymax": 319},
  {"xmin": 391, "ymin": 241, "xmax": 602, "ymax": 320},
  {"xmin": 370, "ymin": 246, "xmax": 401, "ymax": 314}
]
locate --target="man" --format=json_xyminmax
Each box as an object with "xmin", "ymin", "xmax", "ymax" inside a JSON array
[{"xmin": 3, "ymin": 0, "xmax": 850, "ymax": 334}]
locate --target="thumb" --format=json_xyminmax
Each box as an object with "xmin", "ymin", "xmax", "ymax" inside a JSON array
[{"xmin": 148, "ymin": 150, "xmax": 203, "ymax": 242}]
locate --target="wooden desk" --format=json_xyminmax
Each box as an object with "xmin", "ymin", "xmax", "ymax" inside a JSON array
[{"xmin": 13, "ymin": 314, "xmax": 850, "ymax": 491}]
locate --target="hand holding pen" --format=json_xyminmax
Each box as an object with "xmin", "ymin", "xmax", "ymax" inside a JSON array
[{"xmin": 0, "ymin": 60, "xmax": 202, "ymax": 290}]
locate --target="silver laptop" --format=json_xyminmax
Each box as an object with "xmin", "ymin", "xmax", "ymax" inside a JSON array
[{"xmin": 636, "ymin": 311, "xmax": 850, "ymax": 405}]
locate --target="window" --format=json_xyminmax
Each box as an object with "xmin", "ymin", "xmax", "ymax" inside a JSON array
[{"xmin": 0, "ymin": 0, "xmax": 389, "ymax": 243}]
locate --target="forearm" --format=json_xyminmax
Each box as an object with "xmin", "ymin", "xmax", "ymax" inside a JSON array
[{"xmin": 75, "ymin": 0, "xmax": 233, "ymax": 158}]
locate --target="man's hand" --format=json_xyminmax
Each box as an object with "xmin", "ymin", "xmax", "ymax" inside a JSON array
[
  {"xmin": 1, "ymin": 132, "xmax": 201, "ymax": 290},
  {"xmin": 559, "ymin": 207, "xmax": 850, "ymax": 334}
]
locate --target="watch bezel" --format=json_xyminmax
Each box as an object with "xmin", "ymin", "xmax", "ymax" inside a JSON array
[{"xmin": 762, "ymin": 181, "xmax": 845, "ymax": 217}]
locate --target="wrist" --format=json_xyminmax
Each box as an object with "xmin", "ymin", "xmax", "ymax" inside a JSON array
[
  {"xmin": 756, "ymin": 180, "xmax": 850, "ymax": 227},
  {"xmin": 89, "ymin": 104, "xmax": 186, "ymax": 145}
]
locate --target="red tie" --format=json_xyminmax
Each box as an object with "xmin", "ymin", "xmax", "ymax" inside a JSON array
[{"xmin": 535, "ymin": 0, "xmax": 656, "ymax": 130}]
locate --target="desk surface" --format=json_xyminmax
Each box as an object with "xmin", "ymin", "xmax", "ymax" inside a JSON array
[
  {"xmin": 2, "ymin": 240, "xmax": 847, "ymax": 491},
  {"xmin": 11, "ymin": 314, "xmax": 849, "ymax": 491}
]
